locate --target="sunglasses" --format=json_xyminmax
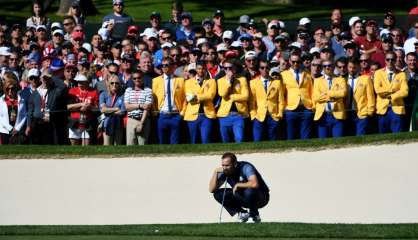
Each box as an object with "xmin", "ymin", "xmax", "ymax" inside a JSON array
[
  {"xmin": 29, "ymin": 76, "xmax": 39, "ymax": 80},
  {"xmin": 208, "ymin": 52, "xmax": 216, "ymax": 55},
  {"xmin": 132, "ymin": 77, "xmax": 142, "ymax": 80},
  {"xmin": 291, "ymin": 60, "xmax": 301, "ymax": 64},
  {"xmin": 259, "ymin": 66, "xmax": 269, "ymax": 70},
  {"xmin": 161, "ymin": 37, "xmax": 171, "ymax": 41},
  {"xmin": 63, "ymin": 22, "xmax": 73, "ymax": 26},
  {"xmin": 113, "ymin": 3, "xmax": 123, "ymax": 6},
  {"xmin": 312, "ymin": 64, "xmax": 321, "ymax": 67},
  {"xmin": 171, "ymin": 54, "xmax": 179, "ymax": 57},
  {"xmin": 360, "ymin": 59, "xmax": 369, "ymax": 62},
  {"xmin": 336, "ymin": 65, "xmax": 346, "ymax": 69},
  {"xmin": 162, "ymin": 64, "xmax": 170, "ymax": 68},
  {"xmin": 9, "ymin": 58, "xmax": 18, "ymax": 61},
  {"xmin": 110, "ymin": 82, "xmax": 120, "ymax": 85},
  {"xmin": 322, "ymin": 64, "xmax": 332, "ymax": 68},
  {"xmin": 108, "ymin": 71, "xmax": 118, "ymax": 75},
  {"xmin": 223, "ymin": 66, "xmax": 233, "ymax": 70},
  {"xmin": 386, "ymin": 58, "xmax": 396, "ymax": 62}
]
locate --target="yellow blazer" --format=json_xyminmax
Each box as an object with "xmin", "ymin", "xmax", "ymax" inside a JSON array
[
  {"xmin": 249, "ymin": 77, "xmax": 284, "ymax": 121},
  {"xmin": 152, "ymin": 75, "xmax": 186, "ymax": 115},
  {"xmin": 281, "ymin": 69, "xmax": 314, "ymax": 110},
  {"xmin": 216, "ymin": 76, "xmax": 249, "ymax": 117},
  {"xmin": 373, "ymin": 68, "xmax": 408, "ymax": 115},
  {"xmin": 349, "ymin": 74, "xmax": 375, "ymax": 119},
  {"xmin": 183, "ymin": 78, "xmax": 217, "ymax": 121},
  {"xmin": 313, "ymin": 75, "xmax": 347, "ymax": 121}
]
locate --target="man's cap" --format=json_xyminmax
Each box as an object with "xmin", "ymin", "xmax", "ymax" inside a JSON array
[
  {"xmin": 28, "ymin": 68, "xmax": 40, "ymax": 78},
  {"xmin": 180, "ymin": 12, "xmax": 192, "ymax": 20},
  {"xmin": 253, "ymin": 32, "xmax": 263, "ymax": 39},
  {"xmin": 50, "ymin": 58, "xmax": 65, "ymax": 71},
  {"xmin": 191, "ymin": 47, "xmax": 202, "ymax": 54},
  {"xmin": 216, "ymin": 43, "xmax": 228, "ymax": 52},
  {"xmin": 366, "ymin": 19, "xmax": 377, "ymax": 26},
  {"xmin": 321, "ymin": 47, "xmax": 334, "ymax": 54},
  {"xmin": 161, "ymin": 42, "xmax": 173, "ymax": 49},
  {"xmin": 71, "ymin": 0, "xmax": 80, "ymax": 7},
  {"xmin": 188, "ymin": 62, "xmax": 196, "ymax": 72},
  {"xmin": 128, "ymin": 25, "xmax": 139, "ymax": 33},
  {"xmin": 142, "ymin": 28, "xmax": 158, "ymax": 39},
  {"xmin": 381, "ymin": 33, "xmax": 393, "ymax": 43},
  {"xmin": 230, "ymin": 40, "xmax": 242, "ymax": 48},
  {"xmin": 297, "ymin": 32, "xmax": 309, "ymax": 39},
  {"xmin": 11, "ymin": 24, "xmax": 22, "ymax": 31},
  {"xmin": 225, "ymin": 50, "xmax": 238, "ymax": 58},
  {"xmin": 274, "ymin": 35, "xmax": 286, "ymax": 42},
  {"xmin": 196, "ymin": 38, "xmax": 208, "ymax": 47},
  {"xmin": 213, "ymin": 9, "xmax": 224, "ymax": 18},
  {"xmin": 343, "ymin": 41, "xmax": 357, "ymax": 49},
  {"xmin": 81, "ymin": 43, "xmax": 92, "ymax": 53},
  {"xmin": 299, "ymin": 17, "xmax": 311, "ymax": 26},
  {"xmin": 309, "ymin": 47, "xmax": 321, "ymax": 54},
  {"xmin": 111, "ymin": 41, "xmax": 122, "ymax": 48},
  {"xmin": 0, "ymin": 46, "xmax": 11, "ymax": 56},
  {"xmin": 222, "ymin": 30, "xmax": 233, "ymax": 39},
  {"xmin": 65, "ymin": 63, "xmax": 77, "ymax": 69},
  {"xmin": 339, "ymin": 31, "xmax": 352, "ymax": 40},
  {"xmin": 122, "ymin": 54, "xmax": 134, "ymax": 61},
  {"xmin": 202, "ymin": 18, "xmax": 214, "ymax": 26},
  {"xmin": 71, "ymin": 31, "xmax": 84, "ymax": 40},
  {"xmin": 239, "ymin": 15, "xmax": 250, "ymax": 24},
  {"xmin": 289, "ymin": 42, "xmax": 302, "ymax": 49},
  {"xmin": 269, "ymin": 67, "xmax": 280, "ymax": 76},
  {"xmin": 51, "ymin": 22, "xmax": 62, "ymax": 30},
  {"xmin": 53, "ymin": 29, "xmax": 64, "ymax": 36},
  {"xmin": 74, "ymin": 73, "xmax": 88, "ymax": 82},
  {"xmin": 150, "ymin": 11, "xmax": 161, "ymax": 19},
  {"xmin": 28, "ymin": 52, "xmax": 41, "ymax": 63},
  {"xmin": 36, "ymin": 25, "xmax": 47, "ymax": 31},
  {"xmin": 244, "ymin": 50, "xmax": 257, "ymax": 60},
  {"xmin": 268, "ymin": 21, "xmax": 279, "ymax": 29},
  {"xmin": 278, "ymin": 20, "xmax": 285, "ymax": 29},
  {"xmin": 239, "ymin": 33, "xmax": 253, "ymax": 41},
  {"xmin": 349, "ymin": 16, "xmax": 361, "ymax": 27},
  {"xmin": 385, "ymin": 10, "xmax": 395, "ymax": 18},
  {"xmin": 112, "ymin": 0, "xmax": 123, "ymax": 5},
  {"xmin": 380, "ymin": 29, "xmax": 391, "ymax": 38}
]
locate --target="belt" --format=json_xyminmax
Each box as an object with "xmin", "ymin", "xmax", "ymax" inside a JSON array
[
  {"xmin": 128, "ymin": 115, "xmax": 142, "ymax": 120},
  {"xmin": 160, "ymin": 111, "xmax": 179, "ymax": 115}
]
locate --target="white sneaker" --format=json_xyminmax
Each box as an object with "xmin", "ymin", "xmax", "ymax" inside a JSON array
[
  {"xmin": 252, "ymin": 215, "xmax": 261, "ymax": 223},
  {"xmin": 237, "ymin": 212, "xmax": 250, "ymax": 223}
]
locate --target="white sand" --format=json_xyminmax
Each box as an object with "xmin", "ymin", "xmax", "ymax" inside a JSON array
[{"xmin": 1, "ymin": 143, "xmax": 418, "ymax": 225}]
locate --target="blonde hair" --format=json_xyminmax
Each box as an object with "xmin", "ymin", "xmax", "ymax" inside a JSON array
[{"xmin": 2, "ymin": 72, "xmax": 18, "ymax": 93}]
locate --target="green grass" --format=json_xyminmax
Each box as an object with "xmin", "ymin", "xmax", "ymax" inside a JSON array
[
  {"xmin": 0, "ymin": 0, "xmax": 412, "ymax": 23},
  {"xmin": 1, "ymin": 223, "xmax": 418, "ymax": 239},
  {"xmin": 0, "ymin": 131, "xmax": 417, "ymax": 159}
]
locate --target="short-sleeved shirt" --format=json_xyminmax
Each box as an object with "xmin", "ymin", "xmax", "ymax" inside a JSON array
[
  {"xmin": 67, "ymin": 87, "xmax": 99, "ymax": 121},
  {"xmin": 99, "ymin": 91, "xmax": 126, "ymax": 134},
  {"xmin": 218, "ymin": 161, "xmax": 269, "ymax": 193},
  {"xmin": 102, "ymin": 13, "xmax": 133, "ymax": 40},
  {"xmin": 124, "ymin": 87, "xmax": 153, "ymax": 119}
]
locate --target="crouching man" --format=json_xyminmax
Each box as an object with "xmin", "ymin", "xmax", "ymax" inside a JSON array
[{"xmin": 209, "ymin": 152, "xmax": 270, "ymax": 223}]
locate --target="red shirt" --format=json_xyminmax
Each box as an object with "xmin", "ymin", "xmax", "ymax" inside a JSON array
[
  {"xmin": 354, "ymin": 36, "xmax": 382, "ymax": 51},
  {"xmin": 5, "ymin": 96, "xmax": 18, "ymax": 125},
  {"xmin": 67, "ymin": 87, "xmax": 98, "ymax": 121},
  {"xmin": 207, "ymin": 63, "xmax": 220, "ymax": 79}
]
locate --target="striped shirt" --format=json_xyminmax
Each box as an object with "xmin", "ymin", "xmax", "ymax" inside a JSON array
[{"xmin": 124, "ymin": 87, "xmax": 153, "ymax": 119}]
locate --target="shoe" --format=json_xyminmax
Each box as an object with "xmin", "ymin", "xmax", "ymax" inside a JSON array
[
  {"xmin": 252, "ymin": 215, "xmax": 261, "ymax": 223},
  {"xmin": 237, "ymin": 212, "xmax": 250, "ymax": 223}
]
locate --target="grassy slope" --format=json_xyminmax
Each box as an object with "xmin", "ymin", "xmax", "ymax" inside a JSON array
[
  {"xmin": 0, "ymin": 132, "xmax": 417, "ymax": 159},
  {"xmin": 1, "ymin": 223, "xmax": 418, "ymax": 239},
  {"xmin": 0, "ymin": 0, "xmax": 410, "ymax": 23}
]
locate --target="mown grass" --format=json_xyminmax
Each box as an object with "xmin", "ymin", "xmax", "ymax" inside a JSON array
[
  {"xmin": 0, "ymin": 0, "xmax": 411, "ymax": 23},
  {"xmin": 0, "ymin": 131, "xmax": 417, "ymax": 159},
  {"xmin": 1, "ymin": 223, "xmax": 418, "ymax": 239}
]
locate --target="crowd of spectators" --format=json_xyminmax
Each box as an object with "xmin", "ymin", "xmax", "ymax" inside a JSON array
[{"xmin": 0, "ymin": 0, "xmax": 418, "ymax": 145}]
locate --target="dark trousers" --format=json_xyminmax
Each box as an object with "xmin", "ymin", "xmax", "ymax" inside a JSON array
[
  {"xmin": 213, "ymin": 188, "xmax": 269, "ymax": 217},
  {"xmin": 285, "ymin": 106, "xmax": 314, "ymax": 140},
  {"xmin": 157, "ymin": 113, "xmax": 182, "ymax": 144},
  {"xmin": 253, "ymin": 116, "xmax": 280, "ymax": 142},
  {"xmin": 378, "ymin": 107, "xmax": 402, "ymax": 133},
  {"xmin": 317, "ymin": 112, "xmax": 344, "ymax": 138}
]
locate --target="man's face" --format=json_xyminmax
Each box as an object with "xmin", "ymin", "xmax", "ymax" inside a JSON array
[
  {"xmin": 391, "ymin": 30, "xmax": 402, "ymax": 44},
  {"xmin": 366, "ymin": 24, "xmax": 377, "ymax": 35},
  {"xmin": 63, "ymin": 19, "xmax": 75, "ymax": 33},
  {"xmin": 213, "ymin": 16, "xmax": 223, "ymax": 26},
  {"xmin": 385, "ymin": 53, "xmax": 396, "ymax": 69},
  {"xmin": 181, "ymin": 17, "xmax": 190, "ymax": 27},
  {"xmin": 140, "ymin": 57, "xmax": 152, "ymax": 72},
  {"xmin": 53, "ymin": 33, "xmax": 64, "ymax": 44},
  {"xmin": 353, "ymin": 22, "xmax": 363, "ymax": 35},
  {"xmin": 311, "ymin": 60, "xmax": 322, "ymax": 75},
  {"xmin": 407, "ymin": 55, "xmax": 417, "ymax": 70},
  {"xmin": 113, "ymin": 3, "xmax": 124, "ymax": 14},
  {"xmin": 161, "ymin": 61, "xmax": 173, "ymax": 75},
  {"xmin": 314, "ymin": 29, "xmax": 324, "ymax": 42},
  {"xmin": 222, "ymin": 157, "xmax": 236, "ymax": 176},
  {"xmin": 150, "ymin": 17, "xmax": 160, "ymax": 28},
  {"xmin": 322, "ymin": 61, "xmax": 334, "ymax": 75},
  {"xmin": 382, "ymin": 40, "xmax": 393, "ymax": 51},
  {"xmin": 160, "ymin": 33, "xmax": 172, "ymax": 44},
  {"xmin": 259, "ymin": 62, "xmax": 269, "ymax": 78},
  {"xmin": 347, "ymin": 62, "xmax": 358, "ymax": 75},
  {"xmin": 336, "ymin": 61, "xmax": 347, "ymax": 76},
  {"xmin": 196, "ymin": 64, "xmax": 205, "ymax": 78},
  {"xmin": 64, "ymin": 67, "xmax": 77, "ymax": 80},
  {"xmin": 245, "ymin": 58, "xmax": 256, "ymax": 70},
  {"xmin": 359, "ymin": 55, "xmax": 370, "ymax": 69},
  {"xmin": 290, "ymin": 55, "xmax": 301, "ymax": 70}
]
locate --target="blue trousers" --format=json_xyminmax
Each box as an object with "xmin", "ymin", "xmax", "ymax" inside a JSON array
[
  {"xmin": 253, "ymin": 115, "xmax": 280, "ymax": 142},
  {"xmin": 213, "ymin": 188, "xmax": 269, "ymax": 217},
  {"xmin": 187, "ymin": 115, "xmax": 213, "ymax": 144},
  {"xmin": 219, "ymin": 114, "xmax": 245, "ymax": 143},
  {"xmin": 317, "ymin": 112, "xmax": 344, "ymax": 138},
  {"xmin": 378, "ymin": 107, "xmax": 402, "ymax": 133},
  {"xmin": 346, "ymin": 112, "xmax": 369, "ymax": 136},
  {"xmin": 285, "ymin": 107, "xmax": 314, "ymax": 140},
  {"xmin": 158, "ymin": 113, "xmax": 182, "ymax": 144}
]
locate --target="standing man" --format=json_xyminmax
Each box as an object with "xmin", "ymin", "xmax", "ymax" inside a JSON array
[
  {"xmin": 183, "ymin": 61, "xmax": 217, "ymax": 144},
  {"xmin": 313, "ymin": 60, "xmax": 347, "ymax": 138},
  {"xmin": 404, "ymin": 52, "xmax": 418, "ymax": 131},
  {"xmin": 374, "ymin": 51, "xmax": 408, "ymax": 133},
  {"xmin": 249, "ymin": 59, "xmax": 284, "ymax": 141},
  {"xmin": 346, "ymin": 58, "xmax": 375, "ymax": 136},
  {"xmin": 152, "ymin": 57, "xmax": 186, "ymax": 144},
  {"xmin": 102, "ymin": 0, "xmax": 133, "ymax": 41},
  {"xmin": 216, "ymin": 60, "xmax": 249, "ymax": 143},
  {"xmin": 281, "ymin": 52, "xmax": 314, "ymax": 139},
  {"xmin": 209, "ymin": 152, "xmax": 270, "ymax": 223}
]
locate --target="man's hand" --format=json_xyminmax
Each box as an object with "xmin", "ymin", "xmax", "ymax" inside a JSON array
[
  {"xmin": 233, "ymin": 184, "xmax": 239, "ymax": 194},
  {"xmin": 215, "ymin": 167, "xmax": 223, "ymax": 174}
]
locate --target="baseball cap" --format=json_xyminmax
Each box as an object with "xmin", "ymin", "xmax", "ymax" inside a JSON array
[
  {"xmin": 289, "ymin": 42, "xmax": 302, "ymax": 49},
  {"xmin": 213, "ymin": 9, "xmax": 224, "ymax": 18},
  {"xmin": 309, "ymin": 47, "xmax": 321, "ymax": 54},
  {"xmin": 321, "ymin": 47, "xmax": 334, "ymax": 54},
  {"xmin": 381, "ymin": 33, "xmax": 393, "ymax": 43},
  {"xmin": 222, "ymin": 30, "xmax": 233, "ymax": 40},
  {"xmin": 244, "ymin": 51, "xmax": 257, "ymax": 60},
  {"xmin": 150, "ymin": 11, "xmax": 161, "ymax": 19},
  {"xmin": 36, "ymin": 25, "xmax": 47, "ymax": 32},
  {"xmin": 161, "ymin": 42, "xmax": 173, "ymax": 49},
  {"xmin": 74, "ymin": 74, "xmax": 88, "ymax": 82},
  {"xmin": 188, "ymin": 62, "xmax": 196, "ymax": 72},
  {"xmin": 196, "ymin": 38, "xmax": 208, "ymax": 47},
  {"xmin": 0, "ymin": 46, "xmax": 11, "ymax": 56},
  {"xmin": 253, "ymin": 32, "xmax": 263, "ymax": 39},
  {"xmin": 112, "ymin": 0, "xmax": 123, "ymax": 5},
  {"xmin": 269, "ymin": 67, "xmax": 280, "ymax": 76},
  {"xmin": 339, "ymin": 31, "xmax": 351, "ymax": 41},
  {"xmin": 366, "ymin": 19, "xmax": 377, "ymax": 26},
  {"xmin": 180, "ymin": 12, "xmax": 192, "ymax": 20},
  {"xmin": 51, "ymin": 22, "xmax": 62, "ymax": 31},
  {"xmin": 28, "ymin": 68, "xmax": 40, "ymax": 78},
  {"xmin": 380, "ymin": 29, "xmax": 391, "ymax": 38},
  {"xmin": 268, "ymin": 21, "xmax": 279, "ymax": 30},
  {"xmin": 278, "ymin": 21, "xmax": 285, "ymax": 29},
  {"xmin": 239, "ymin": 33, "xmax": 253, "ymax": 41},
  {"xmin": 299, "ymin": 17, "xmax": 311, "ymax": 26},
  {"xmin": 349, "ymin": 16, "xmax": 361, "ymax": 27},
  {"xmin": 216, "ymin": 43, "xmax": 228, "ymax": 52},
  {"xmin": 202, "ymin": 18, "xmax": 213, "ymax": 26},
  {"xmin": 343, "ymin": 41, "xmax": 357, "ymax": 49},
  {"xmin": 81, "ymin": 43, "xmax": 92, "ymax": 53},
  {"xmin": 230, "ymin": 41, "xmax": 242, "ymax": 48},
  {"xmin": 71, "ymin": 0, "xmax": 80, "ymax": 7},
  {"xmin": 50, "ymin": 58, "xmax": 65, "ymax": 71},
  {"xmin": 71, "ymin": 31, "xmax": 84, "ymax": 40},
  {"xmin": 53, "ymin": 29, "xmax": 64, "ymax": 36},
  {"xmin": 239, "ymin": 15, "xmax": 250, "ymax": 25},
  {"xmin": 225, "ymin": 50, "xmax": 238, "ymax": 58},
  {"xmin": 274, "ymin": 35, "xmax": 286, "ymax": 42},
  {"xmin": 128, "ymin": 25, "xmax": 139, "ymax": 33}
]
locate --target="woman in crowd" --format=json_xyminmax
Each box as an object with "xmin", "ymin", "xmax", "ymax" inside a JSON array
[{"xmin": 26, "ymin": 0, "xmax": 50, "ymax": 29}]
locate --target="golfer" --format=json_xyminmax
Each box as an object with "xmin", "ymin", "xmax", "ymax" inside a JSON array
[{"xmin": 209, "ymin": 152, "xmax": 270, "ymax": 223}]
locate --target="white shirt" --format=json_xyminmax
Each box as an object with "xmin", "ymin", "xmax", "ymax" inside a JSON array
[
  {"xmin": 261, "ymin": 77, "xmax": 269, "ymax": 92},
  {"xmin": 347, "ymin": 74, "xmax": 359, "ymax": 110},
  {"xmin": 161, "ymin": 74, "xmax": 178, "ymax": 113},
  {"xmin": 324, "ymin": 74, "xmax": 334, "ymax": 112},
  {"xmin": 290, "ymin": 68, "xmax": 302, "ymax": 85},
  {"xmin": 403, "ymin": 37, "xmax": 418, "ymax": 54}
]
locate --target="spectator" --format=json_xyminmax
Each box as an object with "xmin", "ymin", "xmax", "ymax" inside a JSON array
[
  {"xmin": 404, "ymin": 52, "xmax": 418, "ymax": 131},
  {"xmin": 63, "ymin": 16, "xmax": 76, "ymax": 41},
  {"xmin": 102, "ymin": 0, "xmax": 133, "ymax": 41},
  {"xmin": 26, "ymin": 0, "xmax": 50, "ymax": 30},
  {"xmin": 310, "ymin": 58, "xmax": 322, "ymax": 78},
  {"xmin": 391, "ymin": 28, "xmax": 404, "ymax": 49},
  {"xmin": 176, "ymin": 12, "xmax": 195, "ymax": 44},
  {"xmin": 68, "ymin": 1, "xmax": 86, "ymax": 26},
  {"xmin": 404, "ymin": 20, "xmax": 418, "ymax": 54},
  {"xmin": 149, "ymin": 11, "xmax": 161, "ymax": 32},
  {"xmin": 212, "ymin": 9, "xmax": 225, "ymax": 38},
  {"xmin": 165, "ymin": 1, "xmax": 183, "ymax": 31}
]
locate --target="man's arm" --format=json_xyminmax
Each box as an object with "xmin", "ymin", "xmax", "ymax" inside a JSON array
[
  {"xmin": 233, "ymin": 175, "xmax": 259, "ymax": 194},
  {"xmin": 209, "ymin": 167, "xmax": 224, "ymax": 193}
]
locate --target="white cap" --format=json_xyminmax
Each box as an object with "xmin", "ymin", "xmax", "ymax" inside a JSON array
[
  {"xmin": 196, "ymin": 38, "xmax": 208, "ymax": 46},
  {"xmin": 216, "ymin": 43, "xmax": 228, "ymax": 52},
  {"xmin": 244, "ymin": 50, "xmax": 257, "ymax": 59},
  {"xmin": 271, "ymin": 55, "xmax": 279, "ymax": 63},
  {"xmin": 269, "ymin": 67, "xmax": 280, "ymax": 76},
  {"xmin": 380, "ymin": 28, "xmax": 391, "ymax": 38},
  {"xmin": 222, "ymin": 30, "xmax": 233, "ymax": 40},
  {"xmin": 36, "ymin": 25, "xmax": 47, "ymax": 31},
  {"xmin": 0, "ymin": 46, "xmax": 11, "ymax": 56},
  {"xmin": 289, "ymin": 42, "xmax": 302, "ymax": 49},
  {"xmin": 268, "ymin": 21, "xmax": 279, "ymax": 29},
  {"xmin": 230, "ymin": 41, "xmax": 242, "ymax": 48},
  {"xmin": 188, "ymin": 62, "xmax": 196, "ymax": 72},
  {"xmin": 82, "ymin": 43, "xmax": 92, "ymax": 53},
  {"xmin": 278, "ymin": 21, "xmax": 285, "ymax": 29},
  {"xmin": 299, "ymin": 17, "xmax": 311, "ymax": 26},
  {"xmin": 141, "ymin": 28, "xmax": 158, "ymax": 39},
  {"xmin": 309, "ymin": 47, "xmax": 321, "ymax": 54},
  {"xmin": 28, "ymin": 68, "xmax": 40, "ymax": 78},
  {"xmin": 74, "ymin": 74, "xmax": 88, "ymax": 82},
  {"xmin": 161, "ymin": 42, "xmax": 173, "ymax": 49},
  {"xmin": 53, "ymin": 29, "xmax": 64, "ymax": 36},
  {"xmin": 51, "ymin": 22, "xmax": 62, "ymax": 29},
  {"xmin": 349, "ymin": 16, "xmax": 361, "ymax": 27}
]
